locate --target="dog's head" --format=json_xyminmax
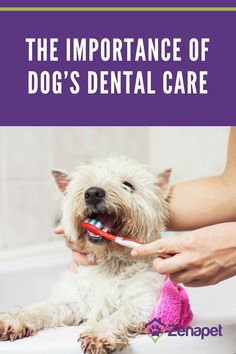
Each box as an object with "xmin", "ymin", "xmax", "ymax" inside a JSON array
[{"xmin": 52, "ymin": 156, "xmax": 171, "ymax": 261}]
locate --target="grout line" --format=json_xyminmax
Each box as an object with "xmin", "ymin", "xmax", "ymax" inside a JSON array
[{"xmin": 47, "ymin": 126, "xmax": 57, "ymax": 242}]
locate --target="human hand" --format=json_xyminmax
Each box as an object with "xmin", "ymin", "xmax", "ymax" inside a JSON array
[
  {"xmin": 131, "ymin": 223, "xmax": 236, "ymax": 287},
  {"xmin": 54, "ymin": 219, "xmax": 96, "ymax": 267}
]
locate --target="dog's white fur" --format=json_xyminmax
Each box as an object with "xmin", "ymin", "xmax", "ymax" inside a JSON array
[{"xmin": 0, "ymin": 156, "xmax": 170, "ymax": 353}]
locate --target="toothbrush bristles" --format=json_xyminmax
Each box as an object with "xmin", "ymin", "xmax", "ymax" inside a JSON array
[{"xmin": 85, "ymin": 218, "xmax": 103, "ymax": 230}]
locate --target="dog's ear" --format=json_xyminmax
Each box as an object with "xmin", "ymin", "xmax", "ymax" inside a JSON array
[
  {"xmin": 156, "ymin": 168, "xmax": 172, "ymax": 190},
  {"xmin": 51, "ymin": 169, "xmax": 71, "ymax": 193}
]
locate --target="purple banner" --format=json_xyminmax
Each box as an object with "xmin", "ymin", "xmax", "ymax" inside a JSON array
[
  {"xmin": 0, "ymin": 11, "xmax": 236, "ymax": 125},
  {"xmin": 1, "ymin": 1, "xmax": 236, "ymax": 6}
]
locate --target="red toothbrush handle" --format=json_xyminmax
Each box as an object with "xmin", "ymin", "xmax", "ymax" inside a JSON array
[
  {"xmin": 81, "ymin": 221, "xmax": 143, "ymax": 245},
  {"xmin": 81, "ymin": 221, "xmax": 116, "ymax": 241}
]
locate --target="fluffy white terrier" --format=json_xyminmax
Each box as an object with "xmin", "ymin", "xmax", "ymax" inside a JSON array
[{"xmin": 0, "ymin": 156, "xmax": 171, "ymax": 353}]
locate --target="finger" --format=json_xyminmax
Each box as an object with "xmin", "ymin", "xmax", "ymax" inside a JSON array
[
  {"xmin": 72, "ymin": 251, "xmax": 88, "ymax": 265},
  {"xmin": 153, "ymin": 253, "xmax": 188, "ymax": 274},
  {"xmin": 183, "ymin": 280, "xmax": 208, "ymax": 287},
  {"xmin": 169, "ymin": 269, "xmax": 196, "ymax": 284},
  {"xmin": 54, "ymin": 220, "xmax": 64, "ymax": 235},
  {"xmin": 131, "ymin": 237, "xmax": 182, "ymax": 257},
  {"xmin": 184, "ymin": 267, "xmax": 225, "ymax": 287}
]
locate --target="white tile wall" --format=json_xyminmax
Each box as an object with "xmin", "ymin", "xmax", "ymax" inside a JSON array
[
  {"xmin": 51, "ymin": 127, "xmax": 149, "ymax": 172},
  {"xmin": 0, "ymin": 183, "xmax": 5, "ymax": 248},
  {"xmin": 6, "ymin": 181, "xmax": 54, "ymax": 247},
  {"xmin": 4, "ymin": 127, "xmax": 52, "ymax": 181},
  {"xmin": 0, "ymin": 128, "xmax": 55, "ymax": 248},
  {"xmin": 148, "ymin": 127, "xmax": 229, "ymax": 184}
]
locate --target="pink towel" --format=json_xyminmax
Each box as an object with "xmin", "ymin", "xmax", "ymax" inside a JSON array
[{"xmin": 146, "ymin": 277, "xmax": 193, "ymax": 335}]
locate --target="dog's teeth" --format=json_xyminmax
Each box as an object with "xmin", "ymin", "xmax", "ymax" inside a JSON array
[{"xmin": 88, "ymin": 231, "xmax": 100, "ymax": 238}]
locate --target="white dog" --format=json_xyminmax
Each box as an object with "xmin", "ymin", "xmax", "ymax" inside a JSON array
[{"xmin": 0, "ymin": 156, "xmax": 171, "ymax": 353}]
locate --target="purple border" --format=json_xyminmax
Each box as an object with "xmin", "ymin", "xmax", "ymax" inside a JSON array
[{"xmin": 1, "ymin": 1, "xmax": 236, "ymax": 6}]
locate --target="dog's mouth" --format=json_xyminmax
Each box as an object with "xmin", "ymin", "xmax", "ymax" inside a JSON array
[{"xmin": 84, "ymin": 212, "xmax": 122, "ymax": 244}]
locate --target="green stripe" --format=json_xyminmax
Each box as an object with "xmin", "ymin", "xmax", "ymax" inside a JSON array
[{"xmin": 0, "ymin": 7, "xmax": 236, "ymax": 11}]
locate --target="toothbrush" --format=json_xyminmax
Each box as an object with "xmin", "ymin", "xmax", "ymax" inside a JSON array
[{"xmin": 81, "ymin": 219, "xmax": 143, "ymax": 249}]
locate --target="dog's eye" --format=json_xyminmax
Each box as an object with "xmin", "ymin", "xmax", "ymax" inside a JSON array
[{"xmin": 122, "ymin": 181, "xmax": 134, "ymax": 191}]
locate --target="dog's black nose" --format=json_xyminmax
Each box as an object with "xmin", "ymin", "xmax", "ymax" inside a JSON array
[{"xmin": 84, "ymin": 187, "xmax": 106, "ymax": 205}]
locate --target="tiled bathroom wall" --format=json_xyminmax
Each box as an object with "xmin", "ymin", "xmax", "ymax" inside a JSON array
[
  {"xmin": 0, "ymin": 127, "xmax": 149, "ymax": 249},
  {"xmin": 148, "ymin": 127, "xmax": 229, "ymax": 184}
]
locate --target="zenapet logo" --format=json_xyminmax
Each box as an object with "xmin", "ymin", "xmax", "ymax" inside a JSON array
[{"xmin": 146, "ymin": 317, "xmax": 223, "ymax": 343}]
